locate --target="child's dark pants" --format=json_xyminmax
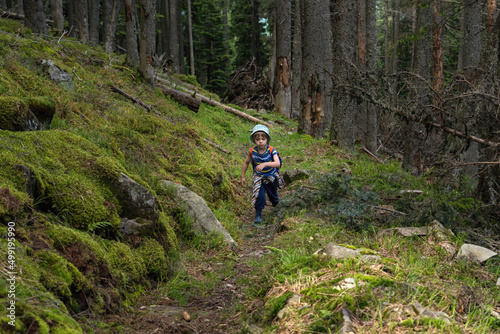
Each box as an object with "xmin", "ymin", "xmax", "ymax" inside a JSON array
[{"xmin": 255, "ymin": 179, "xmax": 279, "ymax": 211}]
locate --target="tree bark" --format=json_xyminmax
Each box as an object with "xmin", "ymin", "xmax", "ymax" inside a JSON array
[
  {"xmin": 16, "ymin": 0, "xmax": 23, "ymax": 15},
  {"xmin": 103, "ymin": 0, "xmax": 121, "ymax": 54},
  {"xmin": 51, "ymin": 0, "xmax": 63, "ymax": 33},
  {"xmin": 273, "ymin": 0, "xmax": 292, "ymax": 118},
  {"xmin": 124, "ymin": 0, "xmax": 139, "ymax": 67},
  {"xmin": 187, "ymin": 0, "xmax": 195, "ymax": 75},
  {"xmin": 330, "ymin": 0, "xmax": 356, "ymax": 150},
  {"xmin": 67, "ymin": 0, "xmax": 76, "ymax": 36},
  {"xmin": 168, "ymin": 0, "xmax": 179, "ymax": 72},
  {"xmin": 139, "ymin": 0, "xmax": 157, "ymax": 88},
  {"xmin": 267, "ymin": 10, "xmax": 276, "ymax": 88},
  {"xmin": 356, "ymin": 0, "xmax": 367, "ymax": 146},
  {"xmin": 365, "ymin": 0, "xmax": 378, "ymax": 153},
  {"xmin": 88, "ymin": 0, "xmax": 100, "ymax": 45},
  {"xmin": 403, "ymin": 0, "xmax": 431, "ymax": 175},
  {"xmin": 460, "ymin": 0, "xmax": 482, "ymax": 177},
  {"xmin": 23, "ymin": 0, "xmax": 46, "ymax": 34},
  {"xmin": 384, "ymin": 0, "xmax": 390, "ymax": 74},
  {"xmin": 251, "ymin": 0, "xmax": 262, "ymax": 66},
  {"xmin": 299, "ymin": 0, "xmax": 332, "ymax": 138},
  {"xmin": 291, "ymin": 0, "xmax": 302, "ymax": 116},
  {"xmin": 78, "ymin": 0, "xmax": 89, "ymax": 44}
]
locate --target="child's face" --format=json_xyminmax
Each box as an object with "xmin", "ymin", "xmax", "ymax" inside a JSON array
[{"xmin": 253, "ymin": 132, "xmax": 268, "ymax": 147}]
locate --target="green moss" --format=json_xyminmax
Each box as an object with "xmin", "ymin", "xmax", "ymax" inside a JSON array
[
  {"xmin": 36, "ymin": 250, "xmax": 89, "ymax": 302},
  {"xmin": 354, "ymin": 274, "xmax": 394, "ymax": 287},
  {"xmin": 264, "ymin": 292, "xmax": 294, "ymax": 322},
  {"xmin": 88, "ymin": 156, "xmax": 126, "ymax": 180},
  {"xmin": 338, "ymin": 244, "xmax": 357, "ymax": 250},
  {"xmin": 0, "ymin": 97, "xmax": 31, "ymax": 131},
  {"xmin": 157, "ymin": 211, "xmax": 179, "ymax": 250},
  {"xmin": 135, "ymin": 238, "xmax": 169, "ymax": 279},
  {"xmin": 358, "ymin": 248, "xmax": 377, "ymax": 255},
  {"xmin": 22, "ymin": 96, "xmax": 56, "ymax": 121},
  {"xmin": 48, "ymin": 223, "xmax": 147, "ymax": 285}
]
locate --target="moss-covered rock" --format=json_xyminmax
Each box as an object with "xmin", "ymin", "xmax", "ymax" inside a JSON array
[
  {"xmin": 134, "ymin": 238, "xmax": 170, "ymax": 279},
  {"xmin": 22, "ymin": 96, "xmax": 56, "ymax": 129},
  {"xmin": 0, "ymin": 234, "xmax": 83, "ymax": 334},
  {"xmin": 0, "ymin": 96, "xmax": 41, "ymax": 131}
]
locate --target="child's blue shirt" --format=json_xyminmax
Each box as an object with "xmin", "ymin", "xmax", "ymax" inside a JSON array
[{"xmin": 251, "ymin": 145, "xmax": 278, "ymax": 177}]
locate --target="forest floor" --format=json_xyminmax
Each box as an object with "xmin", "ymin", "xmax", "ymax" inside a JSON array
[{"xmin": 100, "ymin": 203, "xmax": 282, "ymax": 334}]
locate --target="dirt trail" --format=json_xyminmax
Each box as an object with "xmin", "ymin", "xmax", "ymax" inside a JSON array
[{"xmin": 106, "ymin": 205, "xmax": 279, "ymax": 334}]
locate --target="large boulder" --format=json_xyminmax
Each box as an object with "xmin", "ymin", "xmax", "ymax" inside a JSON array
[
  {"xmin": 162, "ymin": 180, "xmax": 237, "ymax": 247},
  {"xmin": 281, "ymin": 168, "xmax": 310, "ymax": 184},
  {"xmin": 113, "ymin": 173, "xmax": 158, "ymax": 236}
]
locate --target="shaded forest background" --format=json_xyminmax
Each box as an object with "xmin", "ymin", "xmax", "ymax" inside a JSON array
[{"xmin": 1, "ymin": 0, "xmax": 500, "ymax": 209}]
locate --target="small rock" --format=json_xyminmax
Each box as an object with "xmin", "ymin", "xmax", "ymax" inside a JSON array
[
  {"xmin": 496, "ymin": 277, "xmax": 500, "ymax": 287},
  {"xmin": 182, "ymin": 311, "xmax": 191, "ymax": 322},
  {"xmin": 334, "ymin": 278, "xmax": 357, "ymax": 291},
  {"xmin": 247, "ymin": 324, "xmax": 264, "ymax": 334},
  {"xmin": 456, "ymin": 244, "xmax": 498, "ymax": 263}
]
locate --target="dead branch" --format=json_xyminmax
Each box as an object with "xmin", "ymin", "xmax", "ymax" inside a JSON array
[
  {"xmin": 360, "ymin": 146, "xmax": 384, "ymax": 163},
  {"xmin": 202, "ymin": 138, "xmax": 230, "ymax": 154},
  {"xmin": 110, "ymin": 85, "xmax": 161, "ymax": 115}
]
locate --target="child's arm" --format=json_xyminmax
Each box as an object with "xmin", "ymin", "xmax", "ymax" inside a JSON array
[
  {"xmin": 255, "ymin": 153, "xmax": 281, "ymax": 171},
  {"xmin": 240, "ymin": 154, "xmax": 252, "ymax": 186}
]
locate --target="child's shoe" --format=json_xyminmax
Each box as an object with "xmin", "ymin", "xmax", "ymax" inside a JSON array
[{"xmin": 253, "ymin": 210, "xmax": 263, "ymax": 227}]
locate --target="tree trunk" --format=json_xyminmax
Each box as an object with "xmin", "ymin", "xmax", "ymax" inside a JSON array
[
  {"xmin": 78, "ymin": 0, "xmax": 89, "ymax": 44},
  {"xmin": 384, "ymin": 0, "xmax": 389, "ymax": 74},
  {"xmin": 291, "ymin": 0, "xmax": 302, "ymax": 117},
  {"xmin": 187, "ymin": 0, "xmax": 195, "ymax": 75},
  {"xmin": 51, "ymin": 0, "xmax": 63, "ymax": 33},
  {"xmin": 103, "ymin": 0, "xmax": 121, "ymax": 54},
  {"xmin": 251, "ymin": 0, "xmax": 262, "ymax": 66},
  {"xmin": 356, "ymin": 0, "xmax": 367, "ymax": 145},
  {"xmin": 139, "ymin": 0, "xmax": 157, "ymax": 88},
  {"xmin": 16, "ymin": 0, "xmax": 23, "ymax": 15},
  {"xmin": 403, "ymin": 0, "xmax": 431, "ymax": 174},
  {"xmin": 267, "ymin": 14, "xmax": 276, "ymax": 88},
  {"xmin": 273, "ymin": 0, "xmax": 292, "ymax": 118},
  {"xmin": 390, "ymin": 0, "xmax": 400, "ymax": 75},
  {"xmin": 168, "ymin": 0, "xmax": 179, "ymax": 72},
  {"xmin": 67, "ymin": 0, "xmax": 76, "ymax": 36},
  {"xmin": 124, "ymin": 0, "xmax": 139, "ymax": 67},
  {"xmin": 299, "ymin": 0, "xmax": 332, "ymax": 138},
  {"xmin": 178, "ymin": 1, "xmax": 184, "ymax": 74},
  {"xmin": 222, "ymin": 0, "xmax": 228, "ymax": 76},
  {"xmin": 88, "ymin": 0, "xmax": 100, "ymax": 45},
  {"xmin": 330, "ymin": 0, "xmax": 356, "ymax": 150},
  {"xmin": 23, "ymin": 0, "xmax": 46, "ymax": 34},
  {"xmin": 460, "ymin": 0, "xmax": 482, "ymax": 177},
  {"xmin": 156, "ymin": 0, "xmax": 167, "ymax": 56},
  {"xmin": 432, "ymin": 0, "xmax": 443, "ymax": 108},
  {"xmin": 0, "ymin": 0, "xmax": 6, "ymax": 11},
  {"xmin": 365, "ymin": 0, "xmax": 378, "ymax": 153}
]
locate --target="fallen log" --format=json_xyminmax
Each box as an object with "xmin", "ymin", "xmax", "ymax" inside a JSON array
[
  {"xmin": 157, "ymin": 83, "xmax": 200, "ymax": 112},
  {"xmin": 155, "ymin": 76, "xmax": 272, "ymax": 127},
  {"xmin": 203, "ymin": 138, "xmax": 230, "ymax": 154},
  {"xmin": 111, "ymin": 85, "xmax": 161, "ymax": 115}
]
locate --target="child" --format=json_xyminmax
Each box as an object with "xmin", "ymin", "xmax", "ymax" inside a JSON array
[{"xmin": 240, "ymin": 124, "xmax": 283, "ymax": 225}]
